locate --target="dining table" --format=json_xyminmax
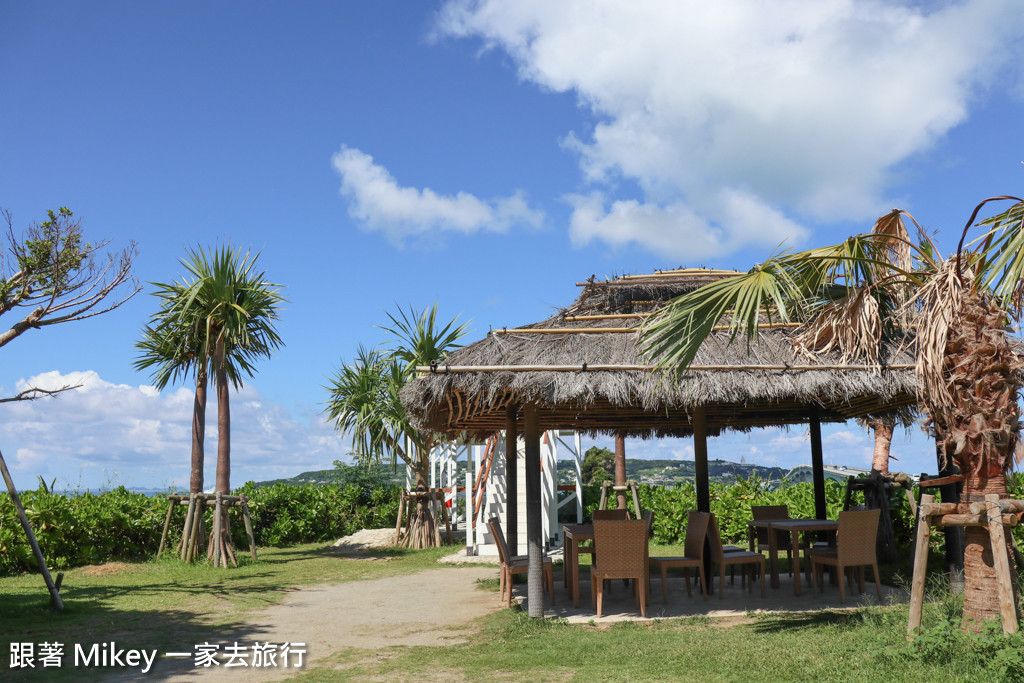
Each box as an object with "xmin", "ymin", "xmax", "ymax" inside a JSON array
[
  {"xmin": 747, "ymin": 518, "xmax": 839, "ymax": 595},
  {"xmin": 562, "ymin": 523, "xmax": 594, "ymax": 608}
]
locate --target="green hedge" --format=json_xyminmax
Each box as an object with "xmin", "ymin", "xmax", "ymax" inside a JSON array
[
  {"xmin": 0, "ymin": 479, "xmax": 402, "ymax": 575},
  {"xmin": 231, "ymin": 480, "xmax": 400, "ymax": 547},
  {"xmin": 0, "ymin": 486, "xmax": 167, "ymax": 574}
]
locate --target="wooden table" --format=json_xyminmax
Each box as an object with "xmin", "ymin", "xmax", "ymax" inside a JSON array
[
  {"xmin": 766, "ymin": 519, "xmax": 839, "ymax": 595},
  {"xmin": 562, "ymin": 523, "xmax": 594, "ymax": 607},
  {"xmin": 747, "ymin": 519, "xmax": 789, "ymax": 589}
]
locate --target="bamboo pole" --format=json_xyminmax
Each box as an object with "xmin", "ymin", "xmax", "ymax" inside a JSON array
[
  {"xmin": 985, "ymin": 495, "xmax": 1018, "ymax": 633},
  {"xmin": 417, "ymin": 363, "xmax": 916, "ymax": 374},
  {"xmin": 907, "ymin": 494, "xmax": 934, "ymax": 638},
  {"xmin": 493, "ymin": 324, "xmax": 806, "ymax": 334},
  {"xmin": 0, "ymin": 448, "xmax": 63, "ymax": 612},
  {"xmin": 240, "ymin": 497, "xmax": 257, "ymax": 562}
]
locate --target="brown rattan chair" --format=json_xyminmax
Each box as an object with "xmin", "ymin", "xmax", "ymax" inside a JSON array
[
  {"xmin": 578, "ymin": 508, "xmax": 629, "ymax": 565},
  {"xmin": 590, "ymin": 519, "xmax": 649, "ymax": 617},
  {"xmin": 488, "ymin": 517, "xmax": 554, "ymax": 608},
  {"xmin": 593, "ymin": 509, "xmax": 629, "ymax": 520},
  {"xmin": 809, "ymin": 509, "xmax": 882, "ymax": 603},
  {"xmin": 649, "ymin": 511, "xmax": 710, "ymax": 602},
  {"xmin": 709, "ymin": 513, "xmax": 766, "ymax": 599}
]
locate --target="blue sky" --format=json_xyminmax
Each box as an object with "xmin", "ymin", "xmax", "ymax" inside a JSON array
[{"xmin": 1, "ymin": 1, "xmax": 1022, "ymax": 490}]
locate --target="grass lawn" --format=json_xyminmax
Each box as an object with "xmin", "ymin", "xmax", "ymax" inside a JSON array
[{"xmin": 2, "ymin": 542, "xmax": 1022, "ymax": 682}]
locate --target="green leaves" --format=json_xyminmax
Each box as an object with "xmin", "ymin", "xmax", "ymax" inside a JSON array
[
  {"xmin": 136, "ymin": 245, "xmax": 285, "ymax": 391},
  {"xmin": 325, "ymin": 304, "xmax": 467, "ymax": 470}
]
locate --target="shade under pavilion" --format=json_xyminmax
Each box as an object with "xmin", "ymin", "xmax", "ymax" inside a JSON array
[{"xmin": 401, "ymin": 268, "xmax": 920, "ymax": 617}]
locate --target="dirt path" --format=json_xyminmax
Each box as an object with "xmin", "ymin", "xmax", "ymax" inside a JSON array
[{"xmin": 104, "ymin": 564, "xmax": 500, "ymax": 682}]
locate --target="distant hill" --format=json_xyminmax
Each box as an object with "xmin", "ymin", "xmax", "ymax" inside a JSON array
[
  {"xmin": 563, "ymin": 458, "xmax": 787, "ymax": 486},
  {"xmin": 257, "ymin": 458, "xmax": 786, "ymax": 488},
  {"xmin": 255, "ymin": 464, "xmax": 406, "ymax": 487}
]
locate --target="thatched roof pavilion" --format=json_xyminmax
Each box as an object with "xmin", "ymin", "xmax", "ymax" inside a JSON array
[
  {"xmin": 401, "ymin": 268, "xmax": 921, "ymax": 617},
  {"xmin": 404, "ymin": 268, "xmax": 918, "ymax": 439}
]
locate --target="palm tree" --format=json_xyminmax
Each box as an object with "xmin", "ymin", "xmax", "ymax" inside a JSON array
[
  {"xmin": 172, "ymin": 246, "xmax": 285, "ymax": 500},
  {"xmin": 641, "ymin": 196, "xmax": 1024, "ymax": 627},
  {"xmin": 326, "ymin": 304, "xmax": 467, "ymax": 549},
  {"xmin": 134, "ymin": 313, "xmax": 208, "ymax": 494}
]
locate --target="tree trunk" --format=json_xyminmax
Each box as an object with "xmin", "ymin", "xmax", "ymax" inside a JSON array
[
  {"xmin": 190, "ymin": 364, "xmax": 207, "ymax": 494},
  {"xmin": 212, "ymin": 337, "xmax": 232, "ymax": 559},
  {"xmin": 214, "ymin": 340, "xmax": 230, "ymax": 496},
  {"xmin": 401, "ymin": 446, "xmax": 441, "ymax": 549},
  {"xmin": 930, "ymin": 293, "xmax": 1020, "ymax": 629},
  {"xmin": 960, "ymin": 471, "xmax": 1012, "ymax": 630},
  {"xmin": 614, "ymin": 432, "xmax": 627, "ymax": 511},
  {"xmin": 870, "ymin": 420, "xmax": 893, "ymax": 476}
]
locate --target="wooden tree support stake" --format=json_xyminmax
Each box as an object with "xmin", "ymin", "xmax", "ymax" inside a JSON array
[
  {"xmin": 240, "ymin": 496, "xmax": 257, "ymax": 562},
  {"xmin": 908, "ymin": 493, "xmax": 1020, "ymax": 637},
  {"xmin": 0, "ymin": 447, "xmax": 63, "ymax": 612}
]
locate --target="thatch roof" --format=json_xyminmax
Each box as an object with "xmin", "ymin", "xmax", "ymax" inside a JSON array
[{"xmin": 401, "ymin": 269, "xmax": 920, "ymax": 439}]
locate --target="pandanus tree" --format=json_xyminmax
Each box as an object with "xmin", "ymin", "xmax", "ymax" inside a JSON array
[
  {"xmin": 641, "ymin": 196, "xmax": 1024, "ymax": 628},
  {"xmin": 136, "ymin": 246, "xmax": 284, "ymax": 548},
  {"xmin": 326, "ymin": 304, "xmax": 467, "ymax": 549}
]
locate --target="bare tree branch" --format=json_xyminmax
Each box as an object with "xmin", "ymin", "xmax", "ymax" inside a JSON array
[{"xmin": 0, "ymin": 384, "xmax": 81, "ymax": 404}]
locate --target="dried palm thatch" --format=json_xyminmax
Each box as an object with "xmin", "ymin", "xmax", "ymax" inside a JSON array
[{"xmin": 401, "ymin": 269, "xmax": 920, "ymax": 439}]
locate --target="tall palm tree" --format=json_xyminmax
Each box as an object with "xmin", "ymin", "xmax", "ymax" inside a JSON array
[
  {"xmin": 326, "ymin": 304, "xmax": 467, "ymax": 549},
  {"xmin": 641, "ymin": 197, "xmax": 1024, "ymax": 627},
  {"xmin": 172, "ymin": 246, "xmax": 285, "ymax": 500},
  {"xmin": 134, "ymin": 313, "xmax": 208, "ymax": 494}
]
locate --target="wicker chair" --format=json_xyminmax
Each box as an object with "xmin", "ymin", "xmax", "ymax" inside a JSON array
[
  {"xmin": 809, "ymin": 509, "xmax": 882, "ymax": 603},
  {"xmin": 488, "ymin": 518, "xmax": 554, "ymax": 608},
  {"xmin": 593, "ymin": 509, "xmax": 629, "ymax": 520},
  {"xmin": 649, "ymin": 511, "xmax": 710, "ymax": 602},
  {"xmin": 590, "ymin": 519, "xmax": 649, "ymax": 617},
  {"xmin": 708, "ymin": 513, "xmax": 766, "ymax": 599},
  {"xmin": 578, "ymin": 508, "xmax": 629, "ymax": 566}
]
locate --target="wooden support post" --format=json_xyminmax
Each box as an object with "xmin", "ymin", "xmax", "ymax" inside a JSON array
[
  {"xmin": 394, "ymin": 490, "xmax": 406, "ymax": 546},
  {"xmin": 908, "ymin": 494, "xmax": 934, "ymax": 638},
  {"xmin": 809, "ymin": 407, "xmax": 827, "ymax": 520},
  {"xmin": 506, "ymin": 405, "xmax": 518, "ymax": 555},
  {"xmin": 524, "ymin": 403, "xmax": 544, "ymax": 618},
  {"xmin": 240, "ymin": 497, "xmax": 257, "ymax": 562},
  {"xmin": 0, "ymin": 448, "xmax": 63, "ymax": 612},
  {"xmin": 614, "ymin": 432, "xmax": 627, "ymax": 510},
  {"xmin": 630, "ymin": 482, "xmax": 643, "ymax": 520},
  {"xmin": 598, "ymin": 481, "xmax": 610, "ymax": 510},
  {"xmin": 157, "ymin": 498, "xmax": 176, "ymax": 558},
  {"xmin": 438, "ymin": 491, "xmax": 453, "ymax": 544},
  {"xmin": 212, "ymin": 493, "xmax": 223, "ymax": 568},
  {"xmin": 693, "ymin": 407, "xmax": 710, "ymax": 513},
  {"xmin": 180, "ymin": 495, "xmax": 197, "ymax": 560},
  {"xmin": 985, "ymin": 494, "xmax": 1018, "ymax": 634},
  {"xmin": 693, "ymin": 407, "xmax": 712, "ymax": 593}
]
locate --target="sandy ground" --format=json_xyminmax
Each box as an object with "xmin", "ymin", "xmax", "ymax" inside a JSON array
[{"xmin": 102, "ymin": 533, "xmax": 500, "ymax": 682}]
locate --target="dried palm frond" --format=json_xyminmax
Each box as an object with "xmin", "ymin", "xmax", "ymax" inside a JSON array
[
  {"xmin": 792, "ymin": 287, "xmax": 882, "ymax": 368},
  {"xmin": 906, "ymin": 256, "xmax": 968, "ymax": 414}
]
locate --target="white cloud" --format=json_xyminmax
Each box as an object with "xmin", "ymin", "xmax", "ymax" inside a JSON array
[
  {"xmin": 0, "ymin": 371, "xmax": 348, "ymax": 491},
  {"xmin": 332, "ymin": 145, "xmax": 544, "ymax": 244},
  {"xmin": 568, "ymin": 189, "xmax": 807, "ymax": 260},
  {"xmin": 439, "ymin": 0, "xmax": 1023, "ymax": 256}
]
